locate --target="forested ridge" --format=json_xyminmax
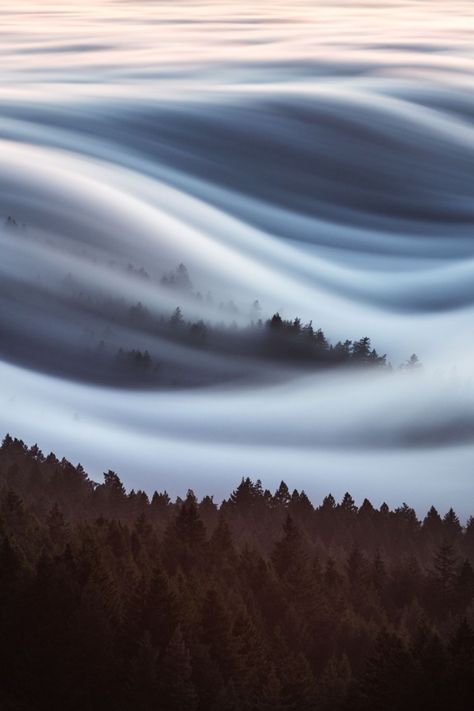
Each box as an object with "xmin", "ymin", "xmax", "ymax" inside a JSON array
[{"xmin": 0, "ymin": 435, "xmax": 473, "ymax": 710}]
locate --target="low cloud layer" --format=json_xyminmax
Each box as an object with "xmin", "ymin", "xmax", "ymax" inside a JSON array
[{"xmin": 1, "ymin": 0, "xmax": 474, "ymax": 513}]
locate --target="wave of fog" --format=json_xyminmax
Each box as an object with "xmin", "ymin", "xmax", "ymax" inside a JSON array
[
  {"xmin": 3, "ymin": 359, "xmax": 474, "ymax": 516},
  {"xmin": 0, "ymin": 0, "xmax": 474, "ymax": 511}
]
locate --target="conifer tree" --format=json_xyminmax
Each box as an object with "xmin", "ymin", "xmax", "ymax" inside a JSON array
[
  {"xmin": 127, "ymin": 631, "xmax": 160, "ymax": 711},
  {"xmin": 161, "ymin": 626, "xmax": 198, "ymax": 711}
]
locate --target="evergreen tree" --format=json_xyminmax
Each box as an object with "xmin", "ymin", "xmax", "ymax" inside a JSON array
[
  {"xmin": 200, "ymin": 589, "xmax": 236, "ymax": 681},
  {"xmin": 422, "ymin": 505, "xmax": 444, "ymax": 541},
  {"xmin": 161, "ymin": 626, "xmax": 198, "ymax": 711},
  {"xmin": 127, "ymin": 631, "xmax": 160, "ymax": 711},
  {"xmin": 273, "ymin": 481, "xmax": 291, "ymax": 509},
  {"xmin": 443, "ymin": 508, "xmax": 462, "ymax": 540},
  {"xmin": 431, "ymin": 541, "xmax": 458, "ymax": 614},
  {"xmin": 272, "ymin": 516, "xmax": 311, "ymax": 598},
  {"xmin": 355, "ymin": 631, "xmax": 415, "ymax": 710}
]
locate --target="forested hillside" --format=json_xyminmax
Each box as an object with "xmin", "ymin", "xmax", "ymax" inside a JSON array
[{"xmin": 0, "ymin": 435, "xmax": 473, "ymax": 710}]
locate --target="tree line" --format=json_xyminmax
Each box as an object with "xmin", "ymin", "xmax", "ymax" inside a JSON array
[
  {"xmin": 0, "ymin": 228, "xmax": 420, "ymax": 387},
  {"xmin": 65, "ymin": 262, "xmax": 419, "ymax": 377},
  {"xmin": 0, "ymin": 435, "xmax": 471, "ymax": 710},
  {"xmin": 120, "ymin": 304, "xmax": 420, "ymax": 378},
  {"xmin": 88, "ymin": 306, "xmax": 404, "ymax": 387}
]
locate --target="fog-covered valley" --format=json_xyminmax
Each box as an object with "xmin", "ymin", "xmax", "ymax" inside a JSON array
[{"xmin": 1, "ymin": 0, "xmax": 474, "ymax": 513}]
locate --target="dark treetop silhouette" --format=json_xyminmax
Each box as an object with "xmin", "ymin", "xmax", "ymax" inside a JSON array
[{"xmin": 0, "ymin": 434, "xmax": 472, "ymax": 710}]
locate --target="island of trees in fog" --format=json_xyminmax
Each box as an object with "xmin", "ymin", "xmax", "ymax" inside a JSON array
[
  {"xmin": 1, "ymin": 218, "xmax": 420, "ymax": 388},
  {"xmin": 68, "ymin": 261, "xmax": 421, "ymax": 385},
  {"xmin": 116, "ymin": 304, "xmax": 395, "ymax": 382},
  {"xmin": 0, "ymin": 435, "xmax": 472, "ymax": 710}
]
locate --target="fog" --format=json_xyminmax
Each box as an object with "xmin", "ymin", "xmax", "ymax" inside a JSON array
[{"xmin": 1, "ymin": 0, "xmax": 474, "ymax": 514}]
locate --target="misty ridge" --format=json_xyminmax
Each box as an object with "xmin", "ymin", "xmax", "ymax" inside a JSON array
[
  {"xmin": 1, "ymin": 216, "xmax": 420, "ymax": 389},
  {"xmin": 0, "ymin": 434, "xmax": 473, "ymax": 710}
]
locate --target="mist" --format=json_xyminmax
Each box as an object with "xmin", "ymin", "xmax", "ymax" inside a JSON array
[{"xmin": 1, "ymin": 0, "xmax": 474, "ymax": 514}]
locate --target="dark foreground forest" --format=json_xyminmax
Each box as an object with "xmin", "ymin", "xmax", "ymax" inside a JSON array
[{"xmin": 0, "ymin": 435, "xmax": 473, "ymax": 710}]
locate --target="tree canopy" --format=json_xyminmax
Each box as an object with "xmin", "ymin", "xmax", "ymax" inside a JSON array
[{"xmin": 0, "ymin": 434, "xmax": 470, "ymax": 710}]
